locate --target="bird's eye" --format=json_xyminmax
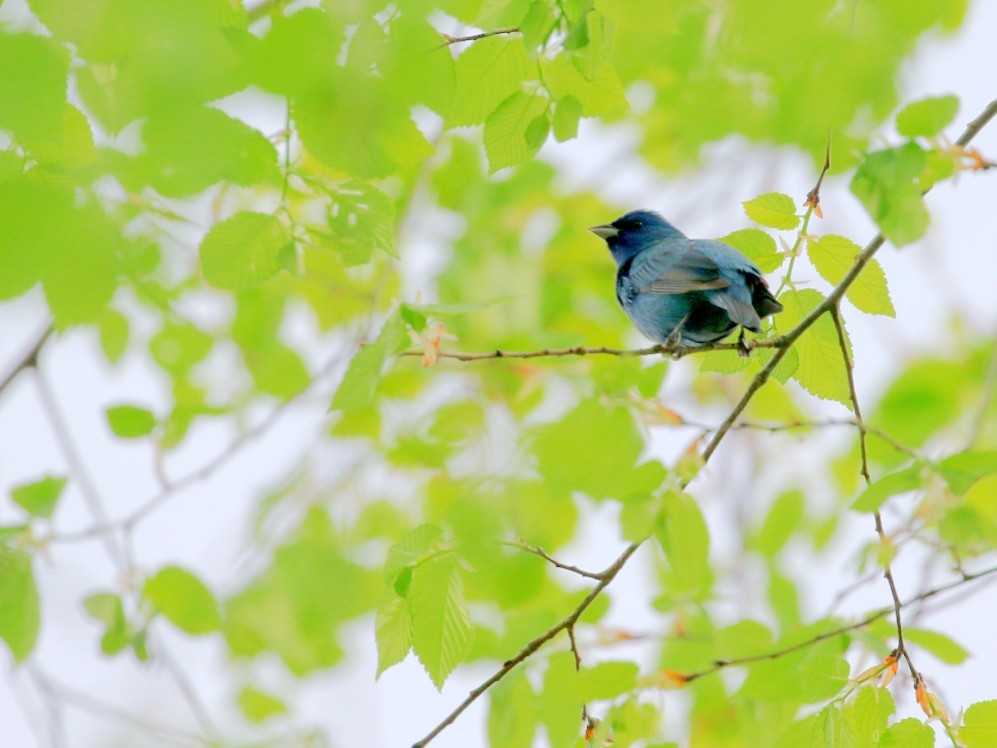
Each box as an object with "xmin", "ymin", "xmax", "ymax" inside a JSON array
[{"xmin": 633, "ymin": 220, "xmax": 643, "ymax": 229}]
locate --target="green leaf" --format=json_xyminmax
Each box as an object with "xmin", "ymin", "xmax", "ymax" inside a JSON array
[
  {"xmin": 446, "ymin": 37, "xmax": 532, "ymax": 127},
  {"xmin": 811, "ymin": 704, "xmax": 855, "ymax": 748},
  {"xmin": 574, "ymin": 661, "xmax": 638, "ymax": 701},
  {"xmin": 877, "ymin": 717, "xmax": 934, "ymax": 748},
  {"xmin": 845, "ymin": 687, "xmax": 894, "ymax": 748},
  {"xmin": 0, "ymin": 548, "xmax": 40, "ymax": 662},
  {"xmin": 330, "ymin": 310, "xmax": 409, "ymax": 412},
  {"xmin": 937, "ymin": 450, "xmax": 997, "ymax": 496},
  {"xmin": 540, "ymin": 651, "xmax": 581, "ymax": 748},
  {"xmin": 0, "ymin": 32, "xmax": 69, "ymax": 143},
  {"xmin": 896, "ymin": 95, "xmax": 959, "ymax": 138},
  {"xmin": 484, "ymin": 92, "xmax": 549, "ymax": 172},
  {"xmin": 961, "ymin": 700, "xmax": 997, "ymax": 748},
  {"xmin": 903, "ymin": 628, "xmax": 969, "ymax": 664},
  {"xmin": 97, "ymin": 309, "xmax": 130, "ymax": 363},
  {"xmin": 533, "ymin": 399, "xmax": 642, "ymax": 500},
  {"xmin": 851, "ymin": 143, "xmax": 929, "ymax": 247},
  {"xmin": 409, "ymin": 553, "xmax": 473, "ymax": 690},
  {"xmin": 82, "ymin": 592, "xmax": 130, "ymax": 655},
  {"xmin": 751, "ymin": 489, "xmax": 805, "ymax": 558},
  {"xmin": 375, "ymin": 590, "xmax": 412, "ymax": 677},
  {"xmin": 552, "ymin": 95, "xmax": 583, "ymax": 142},
  {"xmin": 106, "ymin": 405, "xmax": 157, "ymax": 439},
  {"xmin": 808, "ymin": 235, "xmax": 895, "ymax": 317},
  {"xmin": 11, "ymin": 475, "xmax": 68, "ymax": 519},
  {"xmin": 655, "ymin": 489, "xmax": 710, "ymax": 595},
  {"xmin": 384, "ymin": 524, "xmax": 445, "ymax": 582},
  {"xmin": 719, "ymin": 228, "xmax": 784, "ymax": 273},
  {"xmin": 540, "ymin": 54, "xmax": 627, "ymax": 117},
  {"xmin": 200, "ymin": 212, "xmax": 288, "ymax": 290},
  {"xmin": 143, "ymin": 566, "xmax": 221, "ymax": 635},
  {"xmin": 742, "ymin": 193, "xmax": 800, "ymax": 230},
  {"xmin": 850, "ymin": 463, "xmax": 926, "ymax": 512},
  {"xmin": 781, "ymin": 289, "xmax": 850, "ymax": 404},
  {"xmin": 488, "ymin": 670, "xmax": 536, "ymax": 748},
  {"xmin": 237, "ymin": 686, "xmax": 288, "ymax": 723}
]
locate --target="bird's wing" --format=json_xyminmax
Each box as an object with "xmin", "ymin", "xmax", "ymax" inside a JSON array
[{"xmin": 628, "ymin": 244, "xmax": 732, "ymax": 295}]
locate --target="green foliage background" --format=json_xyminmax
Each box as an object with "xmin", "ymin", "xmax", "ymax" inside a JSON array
[{"xmin": 1, "ymin": 0, "xmax": 996, "ymax": 746}]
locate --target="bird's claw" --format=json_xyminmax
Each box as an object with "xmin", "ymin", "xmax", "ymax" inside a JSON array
[{"xmin": 735, "ymin": 329, "xmax": 751, "ymax": 358}]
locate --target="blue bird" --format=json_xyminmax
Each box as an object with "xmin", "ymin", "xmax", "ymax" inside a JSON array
[{"xmin": 589, "ymin": 210, "xmax": 782, "ymax": 352}]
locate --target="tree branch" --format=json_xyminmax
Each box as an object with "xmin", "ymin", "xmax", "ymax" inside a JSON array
[
  {"xmin": 410, "ymin": 95, "xmax": 997, "ymax": 747},
  {"xmin": 0, "ymin": 324, "xmax": 51, "ymax": 397},
  {"xmin": 507, "ymin": 542, "xmax": 605, "ymax": 580},
  {"xmin": 411, "ymin": 541, "xmax": 641, "ymax": 748},
  {"xmin": 440, "ymin": 27, "xmax": 519, "ymax": 46}
]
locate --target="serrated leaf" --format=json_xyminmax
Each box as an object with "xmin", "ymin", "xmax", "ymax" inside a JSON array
[
  {"xmin": 484, "ymin": 92, "xmax": 549, "ymax": 172},
  {"xmin": 446, "ymin": 37, "xmax": 531, "ymax": 127},
  {"xmin": 375, "ymin": 590, "xmax": 412, "ymax": 676},
  {"xmin": 903, "ymin": 628, "xmax": 969, "ymax": 664},
  {"xmin": 142, "ymin": 566, "xmax": 221, "ymax": 635},
  {"xmin": 781, "ymin": 289, "xmax": 850, "ymax": 404},
  {"xmin": 845, "ymin": 686, "xmax": 894, "ymax": 747},
  {"xmin": 106, "ymin": 404, "xmax": 156, "ymax": 439},
  {"xmin": 812, "ymin": 704, "xmax": 855, "ymax": 748},
  {"xmin": 200, "ymin": 212, "xmax": 288, "ymax": 290},
  {"xmin": 237, "ymin": 686, "xmax": 288, "ymax": 723},
  {"xmin": 720, "ymin": 228, "xmax": 784, "ymax": 273},
  {"xmin": 877, "ymin": 717, "xmax": 934, "ymax": 747},
  {"xmin": 552, "ymin": 95, "xmax": 582, "ymax": 141},
  {"xmin": 11, "ymin": 475, "xmax": 67, "ymax": 518},
  {"xmin": 896, "ymin": 95, "xmax": 959, "ymax": 138},
  {"xmin": 409, "ymin": 554, "xmax": 473, "ymax": 690},
  {"xmin": 808, "ymin": 235, "xmax": 895, "ymax": 317},
  {"xmin": 851, "ymin": 143, "xmax": 929, "ymax": 247},
  {"xmin": 937, "ymin": 450, "xmax": 997, "ymax": 496},
  {"xmin": 540, "ymin": 54, "xmax": 627, "ymax": 117},
  {"xmin": 0, "ymin": 549, "xmax": 40, "ymax": 662},
  {"xmin": 488, "ymin": 670, "xmax": 536, "ymax": 748},
  {"xmin": 330, "ymin": 311, "xmax": 408, "ymax": 412},
  {"xmin": 850, "ymin": 463, "xmax": 926, "ymax": 512},
  {"xmin": 574, "ymin": 661, "xmax": 638, "ymax": 701},
  {"xmin": 961, "ymin": 700, "xmax": 997, "ymax": 748},
  {"xmin": 655, "ymin": 489, "xmax": 710, "ymax": 595},
  {"xmin": 743, "ymin": 193, "xmax": 800, "ymax": 230}
]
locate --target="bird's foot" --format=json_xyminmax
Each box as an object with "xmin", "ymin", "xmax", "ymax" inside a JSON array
[
  {"xmin": 735, "ymin": 329, "xmax": 751, "ymax": 358},
  {"xmin": 664, "ymin": 325, "xmax": 687, "ymax": 358}
]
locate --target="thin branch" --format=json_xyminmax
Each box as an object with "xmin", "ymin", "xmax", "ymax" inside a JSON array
[
  {"xmin": 831, "ymin": 303, "xmax": 918, "ymax": 683},
  {"xmin": 682, "ymin": 562, "xmax": 997, "ymax": 682},
  {"xmin": 440, "ymin": 27, "xmax": 519, "ymax": 46},
  {"xmin": 411, "ymin": 541, "xmax": 641, "ymax": 748},
  {"xmin": 402, "ymin": 336, "xmax": 785, "ymax": 363},
  {"xmin": 507, "ymin": 541, "xmax": 604, "ymax": 580},
  {"xmin": 0, "ymin": 324, "xmax": 52, "ymax": 396}
]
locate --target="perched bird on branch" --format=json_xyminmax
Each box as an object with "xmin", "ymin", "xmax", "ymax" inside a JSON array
[{"xmin": 590, "ymin": 210, "xmax": 783, "ymax": 353}]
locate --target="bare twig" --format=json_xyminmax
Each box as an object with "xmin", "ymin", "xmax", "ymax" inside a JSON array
[
  {"xmin": 681, "ymin": 562, "xmax": 997, "ymax": 683},
  {"xmin": 804, "ymin": 132, "xmax": 832, "ymax": 218},
  {"xmin": 0, "ymin": 324, "xmax": 52, "ymax": 396},
  {"xmin": 401, "ymin": 336, "xmax": 785, "ymax": 363},
  {"xmin": 507, "ymin": 541, "xmax": 604, "ymax": 580},
  {"xmin": 440, "ymin": 27, "xmax": 519, "ymax": 46},
  {"xmin": 411, "ymin": 541, "xmax": 641, "ymax": 748},
  {"xmin": 830, "ymin": 303, "xmax": 919, "ymax": 683}
]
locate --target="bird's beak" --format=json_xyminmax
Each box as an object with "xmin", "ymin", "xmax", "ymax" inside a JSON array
[{"xmin": 588, "ymin": 223, "xmax": 619, "ymax": 240}]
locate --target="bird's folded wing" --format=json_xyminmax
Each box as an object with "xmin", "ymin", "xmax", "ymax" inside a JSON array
[{"xmin": 630, "ymin": 246, "xmax": 732, "ymax": 295}]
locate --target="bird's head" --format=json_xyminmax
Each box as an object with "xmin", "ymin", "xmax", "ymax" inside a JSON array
[{"xmin": 589, "ymin": 210, "xmax": 686, "ymax": 265}]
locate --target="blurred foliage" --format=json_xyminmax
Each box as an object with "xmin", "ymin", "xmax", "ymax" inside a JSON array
[{"xmin": 0, "ymin": 1, "xmax": 995, "ymax": 747}]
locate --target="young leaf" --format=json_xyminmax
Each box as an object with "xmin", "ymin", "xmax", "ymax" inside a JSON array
[
  {"xmin": 780, "ymin": 289, "xmax": 850, "ymax": 404},
  {"xmin": 446, "ymin": 37, "xmax": 531, "ymax": 127},
  {"xmin": 0, "ymin": 548, "xmax": 40, "ymax": 662},
  {"xmin": 937, "ymin": 450, "xmax": 997, "ymax": 496},
  {"xmin": 903, "ymin": 627, "xmax": 969, "ymax": 664},
  {"xmin": 142, "ymin": 565, "xmax": 221, "ymax": 635},
  {"xmin": 540, "ymin": 652, "xmax": 581, "ymax": 748},
  {"xmin": 850, "ymin": 463, "xmax": 926, "ymax": 512},
  {"xmin": 961, "ymin": 700, "xmax": 997, "ymax": 748},
  {"xmin": 655, "ymin": 489, "xmax": 710, "ymax": 595},
  {"xmin": 82, "ymin": 592, "xmax": 130, "ymax": 655},
  {"xmin": 199, "ymin": 212, "xmax": 288, "ymax": 290},
  {"xmin": 552, "ymin": 95, "xmax": 583, "ymax": 142},
  {"xmin": 488, "ymin": 670, "xmax": 536, "ymax": 748},
  {"xmin": 11, "ymin": 475, "xmax": 68, "ymax": 518},
  {"xmin": 742, "ymin": 193, "xmax": 800, "ymax": 230},
  {"xmin": 574, "ymin": 661, "xmax": 638, "ymax": 701},
  {"xmin": 237, "ymin": 686, "xmax": 289, "ymax": 723},
  {"xmin": 851, "ymin": 143, "xmax": 929, "ymax": 247},
  {"xmin": 484, "ymin": 92, "xmax": 549, "ymax": 172},
  {"xmin": 896, "ymin": 95, "xmax": 959, "ymax": 138},
  {"xmin": 719, "ymin": 228, "xmax": 784, "ymax": 272},
  {"xmin": 375, "ymin": 590, "xmax": 412, "ymax": 677},
  {"xmin": 807, "ymin": 234, "xmax": 895, "ymax": 317},
  {"xmin": 409, "ymin": 554, "xmax": 472, "ymax": 690},
  {"xmin": 330, "ymin": 311, "xmax": 408, "ymax": 412},
  {"xmin": 106, "ymin": 404, "xmax": 157, "ymax": 439},
  {"xmin": 877, "ymin": 717, "xmax": 934, "ymax": 747}
]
